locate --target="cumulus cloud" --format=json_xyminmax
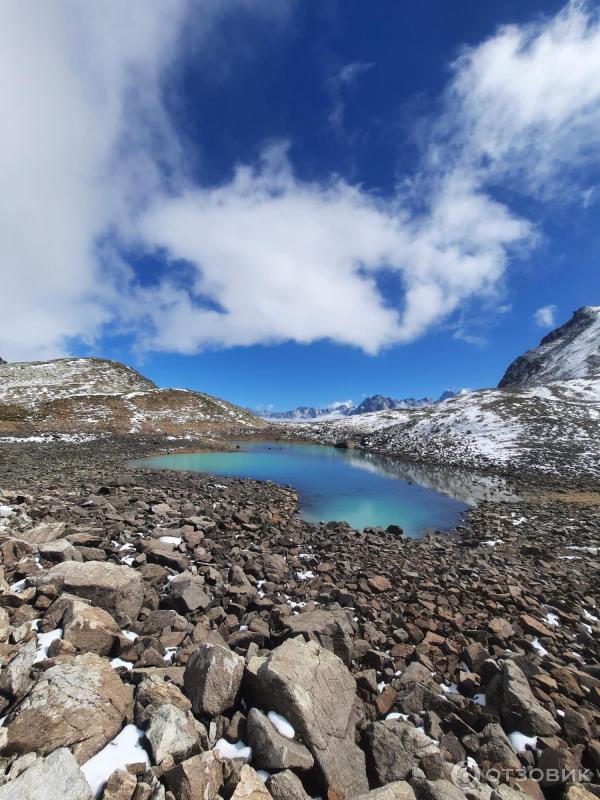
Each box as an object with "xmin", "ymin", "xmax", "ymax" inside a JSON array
[
  {"xmin": 1, "ymin": 0, "xmax": 600, "ymax": 360},
  {"xmin": 534, "ymin": 305, "xmax": 558, "ymax": 328}
]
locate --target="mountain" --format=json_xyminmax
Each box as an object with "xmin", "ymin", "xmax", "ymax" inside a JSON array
[
  {"xmin": 280, "ymin": 309, "xmax": 600, "ymax": 480},
  {"xmin": 499, "ymin": 305, "xmax": 600, "ymax": 388},
  {"xmin": 0, "ymin": 357, "xmax": 264, "ymax": 437},
  {"xmin": 259, "ymin": 391, "xmax": 459, "ymax": 420}
]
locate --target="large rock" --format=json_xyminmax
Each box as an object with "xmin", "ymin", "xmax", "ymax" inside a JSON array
[
  {"xmin": 36, "ymin": 561, "xmax": 144, "ymax": 623},
  {"xmin": 0, "ymin": 747, "xmax": 92, "ymax": 800},
  {"xmin": 247, "ymin": 707, "xmax": 314, "ymax": 771},
  {"xmin": 20, "ymin": 521, "xmax": 68, "ymax": 545},
  {"xmin": 167, "ymin": 572, "xmax": 212, "ymax": 613},
  {"xmin": 4, "ymin": 652, "xmax": 133, "ymax": 763},
  {"xmin": 356, "ymin": 782, "xmax": 417, "ymax": 800},
  {"xmin": 184, "ymin": 642, "xmax": 244, "ymax": 717},
  {"xmin": 62, "ymin": 599, "xmax": 121, "ymax": 656},
  {"xmin": 0, "ymin": 638, "xmax": 36, "ymax": 700},
  {"xmin": 282, "ymin": 608, "xmax": 355, "ymax": 665},
  {"xmin": 365, "ymin": 720, "xmax": 440, "ymax": 785},
  {"xmin": 500, "ymin": 660, "xmax": 560, "ymax": 736},
  {"xmin": 268, "ymin": 770, "xmax": 312, "ymax": 800},
  {"xmin": 476, "ymin": 723, "xmax": 521, "ymax": 770},
  {"xmin": 146, "ymin": 703, "xmax": 198, "ymax": 764},
  {"xmin": 231, "ymin": 765, "xmax": 272, "ymax": 800},
  {"xmin": 246, "ymin": 638, "xmax": 368, "ymax": 797},
  {"xmin": 163, "ymin": 751, "xmax": 224, "ymax": 800}
]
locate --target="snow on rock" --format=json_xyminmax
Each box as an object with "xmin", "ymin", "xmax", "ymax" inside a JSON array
[
  {"xmin": 267, "ymin": 710, "xmax": 295, "ymax": 739},
  {"xmin": 214, "ymin": 738, "xmax": 252, "ymax": 762},
  {"xmin": 81, "ymin": 724, "xmax": 150, "ymax": 799},
  {"xmin": 508, "ymin": 732, "xmax": 539, "ymax": 753},
  {"xmin": 33, "ymin": 628, "xmax": 63, "ymax": 663},
  {"xmin": 110, "ymin": 658, "xmax": 134, "ymax": 670},
  {"xmin": 159, "ymin": 536, "xmax": 182, "ymax": 545}
]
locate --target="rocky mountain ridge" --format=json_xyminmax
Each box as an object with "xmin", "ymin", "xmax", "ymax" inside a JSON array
[
  {"xmin": 282, "ymin": 308, "xmax": 600, "ymax": 480},
  {"xmin": 0, "ymin": 357, "xmax": 264, "ymax": 438},
  {"xmin": 499, "ymin": 306, "xmax": 600, "ymax": 388},
  {"xmin": 258, "ymin": 391, "xmax": 461, "ymax": 421}
]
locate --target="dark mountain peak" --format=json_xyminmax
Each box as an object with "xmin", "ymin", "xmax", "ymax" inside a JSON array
[{"xmin": 499, "ymin": 305, "xmax": 600, "ymax": 388}]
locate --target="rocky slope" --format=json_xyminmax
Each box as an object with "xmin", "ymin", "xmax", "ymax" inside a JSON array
[
  {"xmin": 0, "ymin": 357, "xmax": 265, "ymax": 438},
  {"xmin": 0, "ymin": 437, "xmax": 598, "ymax": 800},
  {"xmin": 499, "ymin": 306, "xmax": 600, "ymax": 388}
]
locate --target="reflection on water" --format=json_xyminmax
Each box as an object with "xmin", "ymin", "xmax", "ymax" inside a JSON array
[
  {"xmin": 132, "ymin": 441, "xmax": 506, "ymax": 537},
  {"xmin": 336, "ymin": 449, "xmax": 517, "ymax": 505}
]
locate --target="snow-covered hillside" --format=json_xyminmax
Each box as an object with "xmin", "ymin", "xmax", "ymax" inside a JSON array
[
  {"xmin": 499, "ymin": 305, "xmax": 600, "ymax": 387},
  {"xmin": 280, "ymin": 309, "xmax": 600, "ymax": 480},
  {"xmin": 289, "ymin": 378, "xmax": 600, "ymax": 479},
  {"xmin": 0, "ymin": 358, "xmax": 155, "ymax": 406},
  {"xmin": 0, "ymin": 358, "xmax": 264, "ymax": 437}
]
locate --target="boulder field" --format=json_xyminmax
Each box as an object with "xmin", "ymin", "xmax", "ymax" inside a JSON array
[{"xmin": 0, "ymin": 436, "xmax": 598, "ymax": 800}]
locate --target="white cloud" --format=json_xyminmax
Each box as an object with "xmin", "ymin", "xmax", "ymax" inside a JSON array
[
  {"xmin": 437, "ymin": 0, "xmax": 600, "ymax": 195},
  {"xmin": 1, "ymin": 1, "xmax": 600, "ymax": 361},
  {"xmin": 534, "ymin": 304, "xmax": 557, "ymax": 327}
]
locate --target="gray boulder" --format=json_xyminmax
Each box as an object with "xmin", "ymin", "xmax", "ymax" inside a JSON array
[
  {"xmin": 35, "ymin": 561, "xmax": 144, "ymax": 623},
  {"xmin": 247, "ymin": 707, "xmax": 314, "ymax": 771},
  {"xmin": 163, "ymin": 750, "xmax": 224, "ymax": 800},
  {"xmin": 500, "ymin": 660, "xmax": 560, "ymax": 736},
  {"xmin": 282, "ymin": 608, "xmax": 355, "ymax": 665},
  {"xmin": 146, "ymin": 703, "xmax": 198, "ymax": 764},
  {"xmin": 231, "ymin": 765, "xmax": 272, "ymax": 800},
  {"xmin": 246, "ymin": 637, "xmax": 368, "ymax": 798},
  {"xmin": 0, "ymin": 638, "xmax": 36, "ymax": 700},
  {"xmin": 268, "ymin": 770, "xmax": 312, "ymax": 800},
  {"xmin": 356, "ymin": 782, "xmax": 417, "ymax": 800},
  {"xmin": 0, "ymin": 747, "xmax": 92, "ymax": 800},
  {"xmin": 167, "ymin": 572, "xmax": 212, "ymax": 613},
  {"xmin": 184, "ymin": 642, "xmax": 245, "ymax": 717},
  {"xmin": 365, "ymin": 720, "xmax": 440, "ymax": 785},
  {"xmin": 4, "ymin": 653, "xmax": 133, "ymax": 763}
]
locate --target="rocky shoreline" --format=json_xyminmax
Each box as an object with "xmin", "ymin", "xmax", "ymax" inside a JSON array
[{"xmin": 0, "ymin": 436, "xmax": 599, "ymax": 800}]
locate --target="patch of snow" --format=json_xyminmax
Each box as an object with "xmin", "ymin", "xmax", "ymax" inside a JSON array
[
  {"xmin": 110, "ymin": 658, "xmax": 133, "ymax": 670},
  {"xmin": 34, "ymin": 627, "xmax": 63, "ymax": 663},
  {"xmin": 121, "ymin": 630, "xmax": 139, "ymax": 642},
  {"xmin": 159, "ymin": 535, "xmax": 182, "ymax": 545},
  {"xmin": 296, "ymin": 570, "xmax": 315, "ymax": 581},
  {"xmin": 267, "ymin": 711, "xmax": 295, "ymax": 739},
  {"xmin": 120, "ymin": 555, "xmax": 134, "ymax": 566},
  {"xmin": 386, "ymin": 712, "xmax": 410, "ymax": 721},
  {"xmin": 81, "ymin": 724, "xmax": 150, "ymax": 799},
  {"xmin": 0, "ymin": 505, "xmax": 15, "ymax": 518},
  {"xmin": 10, "ymin": 578, "xmax": 28, "ymax": 592},
  {"xmin": 256, "ymin": 770, "xmax": 271, "ymax": 783},
  {"xmin": 508, "ymin": 732, "xmax": 539, "ymax": 753},
  {"xmin": 545, "ymin": 612, "xmax": 560, "ymax": 627},
  {"xmin": 163, "ymin": 647, "xmax": 178, "ymax": 663},
  {"xmin": 531, "ymin": 637, "xmax": 548, "ymax": 656},
  {"xmin": 440, "ymin": 682, "xmax": 460, "ymax": 695},
  {"xmin": 214, "ymin": 738, "xmax": 252, "ymax": 762},
  {"xmin": 483, "ymin": 539, "xmax": 503, "ymax": 546},
  {"xmin": 583, "ymin": 609, "xmax": 599, "ymax": 623},
  {"xmin": 473, "ymin": 693, "xmax": 487, "ymax": 706}
]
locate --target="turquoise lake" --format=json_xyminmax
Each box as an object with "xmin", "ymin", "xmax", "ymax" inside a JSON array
[{"xmin": 129, "ymin": 440, "xmax": 515, "ymax": 537}]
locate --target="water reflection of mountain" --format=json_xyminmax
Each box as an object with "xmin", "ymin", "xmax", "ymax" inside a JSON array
[{"xmin": 340, "ymin": 450, "xmax": 517, "ymax": 506}]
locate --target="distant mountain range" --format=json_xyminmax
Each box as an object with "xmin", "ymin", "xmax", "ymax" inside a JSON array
[{"xmin": 255, "ymin": 390, "xmax": 465, "ymax": 421}]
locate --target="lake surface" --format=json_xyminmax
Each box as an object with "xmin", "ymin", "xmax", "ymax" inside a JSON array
[{"xmin": 131, "ymin": 441, "xmax": 516, "ymax": 537}]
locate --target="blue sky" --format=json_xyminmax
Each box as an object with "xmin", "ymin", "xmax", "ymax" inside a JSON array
[{"xmin": 1, "ymin": 1, "xmax": 600, "ymax": 409}]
